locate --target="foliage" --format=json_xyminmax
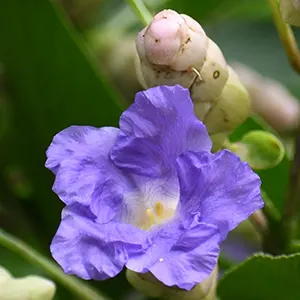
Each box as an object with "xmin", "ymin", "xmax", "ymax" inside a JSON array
[{"xmin": 0, "ymin": 0, "xmax": 300, "ymax": 299}]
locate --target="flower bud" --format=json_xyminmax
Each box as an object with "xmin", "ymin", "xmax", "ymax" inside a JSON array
[
  {"xmin": 136, "ymin": 9, "xmax": 208, "ymax": 89},
  {"xmin": 232, "ymin": 62, "xmax": 300, "ymax": 132},
  {"xmin": 0, "ymin": 266, "xmax": 11, "ymax": 284},
  {"xmin": 201, "ymin": 66, "xmax": 250, "ymax": 135},
  {"xmin": 228, "ymin": 130, "xmax": 285, "ymax": 170},
  {"xmin": 190, "ymin": 38, "xmax": 229, "ymax": 104},
  {"xmin": 126, "ymin": 266, "xmax": 218, "ymax": 300},
  {"xmin": 136, "ymin": 10, "xmax": 250, "ymax": 149},
  {"xmin": 0, "ymin": 266, "xmax": 56, "ymax": 300},
  {"xmin": 279, "ymin": 0, "xmax": 300, "ymax": 27}
]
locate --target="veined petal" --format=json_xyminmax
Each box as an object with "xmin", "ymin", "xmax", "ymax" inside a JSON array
[
  {"xmin": 126, "ymin": 219, "xmax": 220, "ymax": 290},
  {"xmin": 51, "ymin": 204, "xmax": 148, "ymax": 280},
  {"xmin": 110, "ymin": 85, "xmax": 211, "ymax": 177},
  {"xmin": 150, "ymin": 222, "xmax": 220, "ymax": 290},
  {"xmin": 176, "ymin": 150, "xmax": 263, "ymax": 241},
  {"xmin": 46, "ymin": 126, "xmax": 124, "ymax": 222},
  {"xmin": 46, "ymin": 126, "xmax": 117, "ymax": 173}
]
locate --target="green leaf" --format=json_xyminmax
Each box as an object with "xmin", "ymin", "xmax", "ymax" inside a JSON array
[
  {"xmin": 218, "ymin": 253, "xmax": 300, "ymax": 300},
  {"xmin": 168, "ymin": 0, "xmax": 271, "ymax": 23},
  {"xmin": 0, "ymin": 0, "xmax": 122, "ymax": 231}
]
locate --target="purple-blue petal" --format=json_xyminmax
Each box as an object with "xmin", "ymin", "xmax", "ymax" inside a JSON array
[
  {"xmin": 51, "ymin": 204, "xmax": 148, "ymax": 280},
  {"xmin": 149, "ymin": 222, "xmax": 220, "ymax": 290},
  {"xmin": 110, "ymin": 85, "xmax": 212, "ymax": 177},
  {"xmin": 126, "ymin": 218, "xmax": 220, "ymax": 290},
  {"xmin": 45, "ymin": 126, "xmax": 124, "ymax": 222},
  {"xmin": 176, "ymin": 150, "xmax": 263, "ymax": 241}
]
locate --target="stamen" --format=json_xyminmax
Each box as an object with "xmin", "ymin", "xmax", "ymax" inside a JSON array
[
  {"xmin": 154, "ymin": 202, "xmax": 164, "ymax": 217},
  {"xmin": 146, "ymin": 208, "xmax": 156, "ymax": 223},
  {"xmin": 141, "ymin": 202, "xmax": 174, "ymax": 230}
]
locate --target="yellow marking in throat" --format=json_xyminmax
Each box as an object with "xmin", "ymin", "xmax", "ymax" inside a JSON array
[
  {"xmin": 142, "ymin": 202, "xmax": 174, "ymax": 230},
  {"xmin": 154, "ymin": 202, "xmax": 164, "ymax": 217},
  {"xmin": 144, "ymin": 202, "xmax": 165, "ymax": 228}
]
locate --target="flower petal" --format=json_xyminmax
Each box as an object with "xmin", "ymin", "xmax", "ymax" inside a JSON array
[
  {"xmin": 126, "ymin": 219, "xmax": 220, "ymax": 290},
  {"xmin": 111, "ymin": 85, "xmax": 211, "ymax": 177},
  {"xmin": 45, "ymin": 126, "xmax": 125, "ymax": 222},
  {"xmin": 51, "ymin": 204, "xmax": 148, "ymax": 280},
  {"xmin": 176, "ymin": 150, "xmax": 263, "ymax": 241}
]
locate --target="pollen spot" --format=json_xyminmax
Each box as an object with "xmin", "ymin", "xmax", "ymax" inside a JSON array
[{"xmin": 159, "ymin": 258, "xmax": 164, "ymax": 262}]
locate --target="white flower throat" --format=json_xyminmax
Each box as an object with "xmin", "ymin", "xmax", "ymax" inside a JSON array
[{"xmin": 120, "ymin": 179, "xmax": 179, "ymax": 230}]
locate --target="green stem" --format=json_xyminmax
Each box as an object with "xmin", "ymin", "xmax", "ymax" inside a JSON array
[
  {"xmin": 263, "ymin": 131, "xmax": 300, "ymax": 254},
  {"xmin": 282, "ymin": 129, "xmax": 300, "ymax": 237},
  {"xmin": 218, "ymin": 253, "xmax": 236, "ymax": 271},
  {"xmin": 260, "ymin": 189, "xmax": 280, "ymax": 224},
  {"xmin": 0, "ymin": 229, "xmax": 110, "ymax": 300},
  {"xmin": 126, "ymin": 0, "xmax": 152, "ymax": 26},
  {"xmin": 262, "ymin": 0, "xmax": 300, "ymax": 255},
  {"xmin": 268, "ymin": 0, "xmax": 300, "ymax": 74}
]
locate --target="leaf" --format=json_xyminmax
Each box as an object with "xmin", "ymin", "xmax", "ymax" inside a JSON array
[
  {"xmin": 0, "ymin": 0, "xmax": 122, "ymax": 229},
  {"xmin": 168, "ymin": 0, "xmax": 271, "ymax": 23},
  {"xmin": 218, "ymin": 253, "xmax": 300, "ymax": 300}
]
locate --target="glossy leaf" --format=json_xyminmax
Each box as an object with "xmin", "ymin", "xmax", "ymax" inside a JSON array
[{"xmin": 218, "ymin": 253, "xmax": 300, "ymax": 300}]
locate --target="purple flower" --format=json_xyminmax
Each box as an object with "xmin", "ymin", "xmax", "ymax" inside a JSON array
[{"xmin": 46, "ymin": 85, "xmax": 263, "ymax": 290}]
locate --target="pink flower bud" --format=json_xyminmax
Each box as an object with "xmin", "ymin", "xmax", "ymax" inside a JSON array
[{"xmin": 136, "ymin": 9, "xmax": 208, "ymax": 72}]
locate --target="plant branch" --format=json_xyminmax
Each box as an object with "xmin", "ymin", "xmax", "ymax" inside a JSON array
[
  {"xmin": 282, "ymin": 129, "xmax": 300, "ymax": 236},
  {"xmin": 0, "ymin": 229, "xmax": 110, "ymax": 300},
  {"xmin": 268, "ymin": 0, "xmax": 300, "ymax": 74},
  {"xmin": 126, "ymin": 0, "xmax": 152, "ymax": 26}
]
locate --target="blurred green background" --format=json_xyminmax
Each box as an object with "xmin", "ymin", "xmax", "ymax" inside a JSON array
[{"xmin": 0, "ymin": 0, "xmax": 298, "ymax": 299}]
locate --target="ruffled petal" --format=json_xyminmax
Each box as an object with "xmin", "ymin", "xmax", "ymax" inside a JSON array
[
  {"xmin": 176, "ymin": 150, "xmax": 263, "ymax": 241},
  {"xmin": 126, "ymin": 218, "xmax": 220, "ymax": 290},
  {"xmin": 111, "ymin": 85, "xmax": 211, "ymax": 177},
  {"xmin": 51, "ymin": 204, "xmax": 148, "ymax": 280},
  {"xmin": 45, "ymin": 126, "xmax": 125, "ymax": 222},
  {"xmin": 149, "ymin": 222, "xmax": 220, "ymax": 290}
]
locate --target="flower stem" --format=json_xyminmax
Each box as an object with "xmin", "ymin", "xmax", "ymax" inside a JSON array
[
  {"xmin": 218, "ymin": 253, "xmax": 236, "ymax": 271},
  {"xmin": 281, "ymin": 129, "xmax": 300, "ymax": 237},
  {"xmin": 260, "ymin": 189, "xmax": 280, "ymax": 224},
  {"xmin": 263, "ymin": 130, "xmax": 300, "ymax": 254},
  {"xmin": 267, "ymin": 0, "xmax": 300, "ymax": 74},
  {"xmin": 0, "ymin": 229, "xmax": 110, "ymax": 300},
  {"xmin": 126, "ymin": 0, "xmax": 152, "ymax": 26}
]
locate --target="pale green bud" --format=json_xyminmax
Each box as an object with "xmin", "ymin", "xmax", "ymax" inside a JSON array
[
  {"xmin": 0, "ymin": 266, "xmax": 56, "ymax": 300},
  {"xmin": 190, "ymin": 38, "xmax": 229, "ymax": 104},
  {"xmin": 0, "ymin": 266, "xmax": 11, "ymax": 284},
  {"xmin": 279, "ymin": 0, "xmax": 300, "ymax": 27},
  {"xmin": 126, "ymin": 266, "xmax": 218, "ymax": 300},
  {"xmin": 199, "ymin": 66, "xmax": 250, "ymax": 149},
  {"xmin": 227, "ymin": 130, "xmax": 285, "ymax": 170}
]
